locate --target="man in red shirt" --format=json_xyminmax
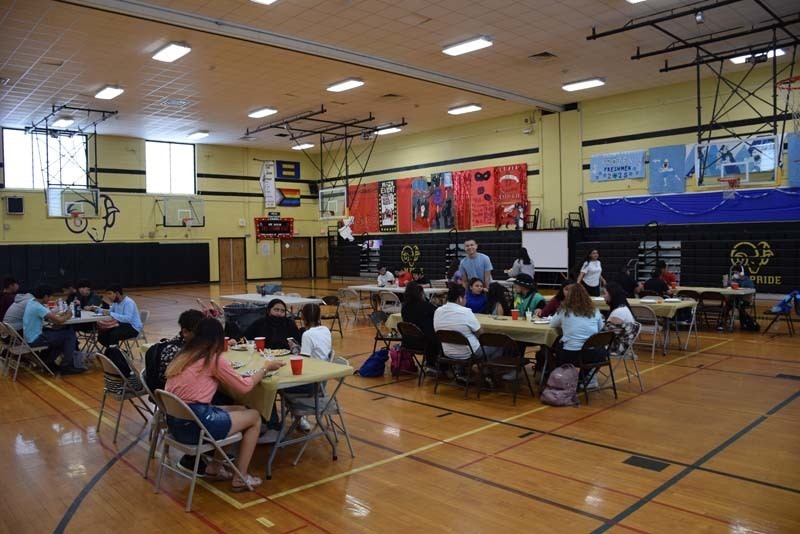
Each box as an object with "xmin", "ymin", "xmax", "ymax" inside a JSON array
[
  {"xmin": 395, "ymin": 267, "xmax": 413, "ymax": 287},
  {"xmin": 658, "ymin": 260, "xmax": 677, "ymax": 287}
]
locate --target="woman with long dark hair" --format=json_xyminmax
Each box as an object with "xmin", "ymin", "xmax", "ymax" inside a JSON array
[
  {"xmin": 166, "ymin": 318, "xmax": 284, "ymax": 492},
  {"xmin": 576, "ymin": 249, "xmax": 605, "ymax": 297},
  {"xmin": 604, "ymin": 282, "xmax": 634, "ymax": 324},
  {"xmin": 299, "ymin": 303, "xmax": 332, "ymax": 361},
  {"xmin": 549, "ymin": 284, "xmax": 604, "ymax": 366},
  {"xmin": 535, "ymin": 279, "xmax": 574, "ymax": 318},
  {"xmin": 486, "ymin": 282, "xmax": 510, "ymax": 316},
  {"xmin": 465, "ymin": 277, "xmax": 488, "ymax": 314},
  {"xmin": 244, "ymin": 298, "xmax": 301, "ymax": 349},
  {"xmin": 507, "ymin": 247, "xmax": 534, "ymax": 278}
]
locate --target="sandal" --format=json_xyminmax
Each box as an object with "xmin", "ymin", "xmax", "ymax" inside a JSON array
[
  {"xmin": 232, "ymin": 474, "xmax": 263, "ymax": 493},
  {"xmin": 205, "ymin": 462, "xmax": 234, "ymax": 481}
]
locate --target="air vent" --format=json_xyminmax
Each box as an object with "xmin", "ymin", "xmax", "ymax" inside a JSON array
[
  {"xmin": 528, "ymin": 51, "xmax": 557, "ymax": 62},
  {"xmin": 162, "ymin": 98, "xmax": 191, "ymax": 107},
  {"xmin": 399, "ymin": 13, "xmax": 431, "ymax": 26},
  {"xmin": 239, "ymin": 135, "xmax": 256, "ymax": 142}
]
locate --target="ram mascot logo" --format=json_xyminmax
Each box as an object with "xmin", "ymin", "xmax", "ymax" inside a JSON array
[
  {"xmin": 400, "ymin": 245, "xmax": 420, "ymax": 271},
  {"xmin": 730, "ymin": 241, "xmax": 773, "ymax": 274}
]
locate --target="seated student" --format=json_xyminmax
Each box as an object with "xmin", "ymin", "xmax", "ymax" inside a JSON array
[
  {"xmin": 145, "ymin": 309, "xmax": 206, "ymax": 393},
  {"xmin": 394, "ymin": 267, "xmax": 413, "ymax": 288},
  {"xmin": 536, "ymin": 280, "xmax": 573, "ymax": 318},
  {"xmin": 607, "ymin": 265, "xmax": 640, "ymax": 298},
  {"xmin": 23, "ymin": 284, "xmax": 84, "ymax": 374},
  {"xmin": 465, "ymin": 278, "xmax": 488, "ymax": 314},
  {"xmin": 411, "ymin": 269, "xmax": 431, "ymax": 287},
  {"xmin": 62, "ymin": 282, "xmax": 78, "ymax": 305},
  {"xmin": 657, "ymin": 260, "xmax": 677, "ymax": 288},
  {"xmin": 376, "ymin": 266, "xmax": 395, "ymax": 287},
  {"xmin": 549, "ymin": 284, "xmax": 605, "ymax": 368},
  {"xmin": 724, "ymin": 265, "xmax": 756, "ymax": 322},
  {"xmin": 486, "ymin": 282, "xmax": 510, "ymax": 316},
  {"xmin": 3, "ymin": 291, "xmax": 34, "ymax": 333},
  {"xmin": 244, "ymin": 299, "xmax": 301, "ymax": 350},
  {"xmin": 297, "ymin": 303, "xmax": 332, "ymax": 361},
  {"xmin": 604, "ymin": 282, "xmax": 634, "ymax": 324},
  {"xmin": 512, "ymin": 273, "xmax": 545, "ymax": 315},
  {"xmin": 74, "ymin": 279, "xmax": 103, "ymax": 309},
  {"xmin": 165, "ymin": 318, "xmax": 284, "ymax": 492},
  {"xmin": 643, "ymin": 269, "xmax": 671, "ymax": 297},
  {"xmin": 0, "ymin": 276, "xmax": 20, "ymax": 320},
  {"xmin": 92, "ymin": 284, "xmax": 142, "ymax": 347},
  {"xmin": 401, "ymin": 281, "xmax": 440, "ymax": 369}
]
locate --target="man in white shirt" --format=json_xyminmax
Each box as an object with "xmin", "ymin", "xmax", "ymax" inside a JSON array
[{"xmin": 376, "ymin": 266, "xmax": 395, "ymax": 287}]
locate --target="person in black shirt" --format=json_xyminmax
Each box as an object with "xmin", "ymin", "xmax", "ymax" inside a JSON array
[
  {"xmin": 244, "ymin": 298, "xmax": 301, "ymax": 349},
  {"xmin": 643, "ymin": 270, "xmax": 671, "ymax": 297},
  {"xmin": 411, "ymin": 269, "xmax": 431, "ymax": 287},
  {"xmin": 607, "ymin": 265, "xmax": 640, "ymax": 298},
  {"xmin": 401, "ymin": 281, "xmax": 440, "ymax": 369}
]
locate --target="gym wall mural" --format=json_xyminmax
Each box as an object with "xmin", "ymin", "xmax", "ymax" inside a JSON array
[{"xmin": 65, "ymin": 194, "xmax": 120, "ymax": 243}]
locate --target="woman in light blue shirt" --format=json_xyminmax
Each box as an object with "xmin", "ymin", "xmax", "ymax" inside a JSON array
[{"xmin": 550, "ymin": 283, "xmax": 605, "ymax": 366}]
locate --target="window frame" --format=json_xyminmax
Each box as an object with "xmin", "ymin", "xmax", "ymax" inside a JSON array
[
  {"xmin": 145, "ymin": 139, "xmax": 197, "ymax": 195},
  {"xmin": 1, "ymin": 127, "xmax": 89, "ymax": 191}
]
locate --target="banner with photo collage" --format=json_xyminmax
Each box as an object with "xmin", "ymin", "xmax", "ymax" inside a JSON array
[
  {"xmin": 590, "ymin": 150, "xmax": 646, "ymax": 182},
  {"xmin": 648, "ymin": 145, "xmax": 687, "ymax": 194},
  {"xmin": 494, "ymin": 163, "xmax": 527, "ymax": 229},
  {"xmin": 378, "ymin": 180, "xmax": 397, "ymax": 232},
  {"xmin": 429, "ymin": 172, "xmax": 454, "ymax": 230}
]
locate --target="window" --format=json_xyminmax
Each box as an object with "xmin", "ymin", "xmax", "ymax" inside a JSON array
[
  {"xmin": 1, "ymin": 128, "xmax": 87, "ymax": 189},
  {"xmin": 146, "ymin": 141, "xmax": 196, "ymax": 194}
]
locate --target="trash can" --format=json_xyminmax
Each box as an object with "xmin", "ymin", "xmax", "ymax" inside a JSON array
[{"xmin": 223, "ymin": 302, "xmax": 267, "ymax": 340}]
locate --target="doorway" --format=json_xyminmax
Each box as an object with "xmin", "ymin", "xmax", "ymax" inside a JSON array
[
  {"xmin": 218, "ymin": 238, "xmax": 246, "ymax": 283},
  {"xmin": 281, "ymin": 237, "xmax": 311, "ymax": 279},
  {"xmin": 314, "ymin": 237, "xmax": 329, "ymax": 278}
]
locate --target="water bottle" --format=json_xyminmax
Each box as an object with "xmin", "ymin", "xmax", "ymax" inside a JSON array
[
  {"xmin": 74, "ymin": 301, "xmax": 81, "ymax": 318},
  {"xmin": 57, "ymin": 298, "xmax": 65, "ymax": 312}
]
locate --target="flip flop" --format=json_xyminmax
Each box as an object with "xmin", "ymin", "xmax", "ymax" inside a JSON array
[
  {"xmin": 231, "ymin": 474, "xmax": 263, "ymax": 493},
  {"xmin": 205, "ymin": 463, "xmax": 234, "ymax": 481}
]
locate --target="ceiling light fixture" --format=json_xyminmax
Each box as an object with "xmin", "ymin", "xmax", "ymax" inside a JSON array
[
  {"xmin": 188, "ymin": 130, "xmax": 209, "ymax": 140},
  {"xmin": 625, "ymin": 0, "xmax": 647, "ymax": 4},
  {"xmin": 94, "ymin": 85, "xmax": 124, "ymax": 100},
  {"xmin": 442, "ymin": 36, "xmax": 493, "ymax": 56},
  {"xmin": 447, "ymin": 104, "xmax": 482, "ymax": 115},
  {"xmin": 562, "ymin": 78, "xmax": 605, "ymax": 92},
  {"xmin": 52, "ymin": 116, "xmax": 74, "ymax": 128},
  {"xmin": 326, "ymin": 78, "xmax": 364, "ymax": 92},
  {"xmin": 292, "ymin": 143, "xmax": 314, "ymax": 150},
  {"xmin": 376, "ymin": 127, "xmax": 402, "ymax": 135},
  {"xmin": 729, "ymin": 48, "xmax": 785, "ymax": 64},
  {"xmin": 695, "ymin": 10, "xmax": 705, "ymax": 24},
  {"xmin": 250, "ymin": 0, "xmax": 279, "ymax": 4},
  {"xmin": 248, "ymin": 107, "xmax": 278, "ymax": 118},
  {"xmin": 152, "ymin": 42, "xmax": 192, "ymax": 63}
]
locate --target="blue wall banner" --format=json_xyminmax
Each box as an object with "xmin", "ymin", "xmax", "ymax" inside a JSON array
[
  {"xmin": 590, "ymin": 150, "xmax": 646, "ymax": 182},
  {"xmin": 587, "ymin": 187, "xmax": 800, "ymax": 227},
  {"xmin": 788, "ymin": 133, "xmax": 800, "ymax": 187},
  {"xmin": 648, "ymin": 145, "xmax": 686, "ymax": 194}
]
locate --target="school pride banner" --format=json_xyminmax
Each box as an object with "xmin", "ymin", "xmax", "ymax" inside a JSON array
[
  {"xmin": 648, "ymin": 145, "xmax": 687, "ymax": 194},
  {"xmin": 378, "ymin": 180, "xmax": 397, "ymax": 232},
  {"xmin": 470, "ymin": 167, "xmax": 495, "ymax": 227},
  {"xmin": 494, "ymin": 164, "xmax": 527, "ymax": 229},
  {"xmin": 590, "ymin": 150, "xmax": 646, "ymax": 182},
  {"xmin": 348, "ymin": 182, "xmax": 379, "ymax": 234}
]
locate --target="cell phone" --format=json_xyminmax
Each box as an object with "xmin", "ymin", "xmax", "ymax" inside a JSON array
[{"xmin": 286, "ymin": 337, "xmax": 297, "ymax": 346}]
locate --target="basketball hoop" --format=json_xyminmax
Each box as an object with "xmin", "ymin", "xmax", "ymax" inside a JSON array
[
  {"xmin": 776, "ymin": 75, "xmax": 800, "ymax": 134},
  {"xmin": 718, "ymin": 177, "xmax": 740, "ymax": 199},
  {"xmin": 70, "ymin": 211, "xmax": 84, "ymax": 220},
  {"xmin": 182, "ymin": 217, "xmax": 193, "ymax": 230}
]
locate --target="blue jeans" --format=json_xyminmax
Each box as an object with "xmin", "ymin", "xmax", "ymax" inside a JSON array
[{"xmin": 33, "ymin": 328, "xmax": 79, "ymax": 369}]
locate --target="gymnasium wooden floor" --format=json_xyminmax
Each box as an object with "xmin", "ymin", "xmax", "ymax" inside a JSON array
[{"xmin": 2, "ymin": 279, "xmax": 799, "ymax": 533}]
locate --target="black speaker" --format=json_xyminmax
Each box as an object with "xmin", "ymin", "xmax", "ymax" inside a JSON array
[
  {"xmin": 309, "ymin": 183, "xmax": 319, "ymax": 195},
  {"xmin": 5, "ymin": 196, "xmax": 23, "ymax": 215}
]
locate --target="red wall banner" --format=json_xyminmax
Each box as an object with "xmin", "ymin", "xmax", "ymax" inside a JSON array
[
  {"xmin": 411, "ymin": 177, "xmax": 431, "ymax": 232},
  {"xmin": 452, "ymin": 170, "xmax": 471, "ymax": 230},
  {"xmin": 395, "ymin": 177, "xmax": 415, "ymax": 234},
  {"xmin": 494, "ymin": 163, "xmax": 528, "ymax": 229},
  {"xmin": 348, "ymin": 182, "xmax": 379, "ymax": 234},
  {"xmin": 469, "ymin": 167, "xmax": 496, "ymax": 228}
]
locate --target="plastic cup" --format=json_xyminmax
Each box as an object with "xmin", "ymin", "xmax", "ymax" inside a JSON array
[
  {"xmin": 731, "ymin": 282, "xmax": 740, "ymax": 290},
  {"xmin": 47, "ymin": 301, "xmax": 56, "ymax": 310},
  {"xmin": 290, "ymin": 356, "xmax": 303, "ymax": 375},
  {"xmin": 254, "ymin": 337, "xmax": 266, "ymax": 350},
  {"xmin": 525, "ymin": 311, "xmax": 533, "ymax": 322},
  {"xmin": 670, "ymin": 282, "xmax": 678, "ymax": 289},
  {"xmin": 511, "ymin": 309, "xmax": 520, "ymax": 320}
]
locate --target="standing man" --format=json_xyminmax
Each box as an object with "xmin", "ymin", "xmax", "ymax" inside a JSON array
[
  {"xmin": 459, "ymin": 239, "xmax": 493, "ymax": 289},
  {"xmin": 1, "ymin": 276, "xmax": 20, "ymax": 320},
  {"xmin": 92, "ymin": 284, "xmax": 142, "ymax": 347},
  {"xmin": 23, "ymin": 284, "xmax": 83, "ymax": 374}
]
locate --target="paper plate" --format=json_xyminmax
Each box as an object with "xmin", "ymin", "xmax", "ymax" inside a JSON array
[
  {"xmin": 262, "ymin": 348, "xmax": 291, "ymax": 357},
  {"xmin": 664, "ymin": 298, "xmax": 682, "ymax": 302},
  {"xmin": 230, "ymin": 346, "xmax": 248, "ymax": 351},
  {"xmin": 229, "ymin": 360, "xmax": 246, "ymax": 369}
]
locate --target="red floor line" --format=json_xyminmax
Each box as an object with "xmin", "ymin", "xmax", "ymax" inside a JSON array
[
  {"xmin": 16, "ymin": 378, "xmax": 225, "ymax": 534},
  {"xmin": 277, "ymin": 525, "xmax": 308, "ymax": 534}
]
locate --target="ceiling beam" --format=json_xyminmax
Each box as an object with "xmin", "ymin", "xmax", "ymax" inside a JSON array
[{"xmin": 59, "ymin": 0, "xmax": 565, "ymax": 113}]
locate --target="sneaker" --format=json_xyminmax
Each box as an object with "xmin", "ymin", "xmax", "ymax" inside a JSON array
[
  {"xmin": 178, "ymin": 455, "xmax": 207, "ymax": 477},
  {"xmin": 482, "ymin": 376, "xmax": 495, "ymax": 390},
  {"xmin": 297, "ymin": 416, "xmax": 312, "ymax": 432},
  {"xmin": 502, "ymin": 370, "xmax": 519, "ymax": 381},
  {"xmin": 257, "ymin": 429, "xmax": 280, "ymax": 444},
  {"xmin": 586, "ymin": 375, "xmax": 599, "ymax": 389}
]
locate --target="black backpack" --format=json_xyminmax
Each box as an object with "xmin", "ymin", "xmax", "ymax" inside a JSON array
[
  {"xmin": 738, "ymin": 305, "xmax": 760, "ymax": 332},
  {"xmin": 144, "ymin": 339, "xmax": 174, "ymax": 393}
]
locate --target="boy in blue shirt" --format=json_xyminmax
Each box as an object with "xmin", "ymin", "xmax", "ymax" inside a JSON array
[
  {"xmin": 23, "ymin": 284, "xmax": 83, "ymax": 374},
  {"xmin": 89, "ymin": 284, "xmax": 142, "ymax": 347}
]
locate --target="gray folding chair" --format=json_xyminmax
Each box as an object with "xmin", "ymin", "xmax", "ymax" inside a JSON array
[
  {"xmin": 139, "ymin": 367, "xmax": 167, "ymax": 479},
  {"xmin": 606, "ymin": 322, "xmax": 644, "ymax": 392},
  {"xmin": 0, "ymin": 321, "xmax": 55, "ymax": 380},
  {"xmin": 96, "ymin": 353, "xmax": 152, "ymax": 443},
  {"xmin": 321, "ymin": 295, "xmax": 343, "ymax": 337},
  {"xmin": 154, "ymin": 390, "xmax": 247, "ymax": 512},
  {"xmin": 378, "ymin": 291, "xmax": 401, "ymax": 313},
  {"xmin": 630, "ymin": 304, "xmax": 664, "ymax": 359}
]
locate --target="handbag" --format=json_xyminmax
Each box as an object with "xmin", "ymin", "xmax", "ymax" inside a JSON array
[{"xmin": 97, "ymin": 318, "xmax": 120, "ymax": 331}]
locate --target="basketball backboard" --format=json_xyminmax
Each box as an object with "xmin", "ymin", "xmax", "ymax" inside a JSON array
[
  {"xmin": 695, "ymin": 135, "xmax": 777, "ymax": 188},
  {"xmin": 46, "ymin": 187, "xmax": 100, "ymax": 218},
  {"xmin": 319, "ymin": 187, "xmax": 347, "ymax": 220},
  {"xmin": 159, "ymin": 197, "xmax": 205, "ymax": 227}
]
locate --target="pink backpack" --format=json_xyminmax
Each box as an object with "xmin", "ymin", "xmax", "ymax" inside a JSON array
[
  {"xmin": 540, "ymin": 364, "xmax": 580, "ymax": 407},
  {"xmin": 389, "ymin": 345, "xmax": 418, "ymax": 378}
]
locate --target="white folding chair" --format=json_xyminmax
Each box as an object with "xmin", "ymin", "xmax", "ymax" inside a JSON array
[
  {"xmin": 606, "ymin": 322, "xmax": 644, "ymax": 392},
  {"xmin": 154, "ymin": 390, "xmax": 247, "ymax": 512},
  {"xmin": 0, "ymin": 321, "xmax": 55, "ymax": 380},
  {"xmin": 630, "ymin": 305, "xmax": 665, "ymax": 359},
  {"xmin": 338, "ymin": 288, "xmax": 370, "ymax": 321},
  {"xmin": 378, "ymin": 291, "xmax": 401, "ymax": 314},
  {"xmin": 96, "ymin": 353, "xmax": 152, "ymax": 443}
]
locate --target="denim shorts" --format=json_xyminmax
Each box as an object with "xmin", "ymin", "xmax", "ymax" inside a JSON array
[{"xmin": 167, "ymin": 403, "xmax": 232, "ymax": 444}]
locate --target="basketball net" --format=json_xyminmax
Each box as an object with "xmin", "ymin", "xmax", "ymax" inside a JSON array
[
  {"xmin": 182, "ymin": 217, "xmax": 193, "ymax": 230},
  {"xmin": 70, "ymin": 211, "xmax": 84, "ymax": 222},
  {"xmin": 718, "ymin": 177, "xmax": 739, "ymax": 199},
  {"xmin": 776, "ymin": 75, "xmax": 800, "ymax": 134}
]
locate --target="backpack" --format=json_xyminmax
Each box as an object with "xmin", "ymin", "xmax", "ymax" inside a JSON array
[
  {"xmin": 540, "ymin": 364, "xmax": 580, "ymax": 407},
  {"xmin": 738, "ymin": 305, "xmax": 760, "ymax": 332},
  {"xmin": 770, "ymin": 291, "xmax": 799, "ymax": 314},
  {"xmin": 356, "ymin": 348, "xmax": 388, "ymax": 377},
  {"xmin": 389, "ymin": 344, "xmax": 418, "ymax": 378},
  {"xmin": 144, "ymin": 338, "xmax": 178, "ymax": 393},
  {"xmin": 104, "ymin": 345, "xmax": 144, "ymax": 393}
]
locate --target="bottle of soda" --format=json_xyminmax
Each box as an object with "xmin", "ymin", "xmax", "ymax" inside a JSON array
[{"xmin": 74, "ymin": 301, "xmax": 81, "ymax": 318}]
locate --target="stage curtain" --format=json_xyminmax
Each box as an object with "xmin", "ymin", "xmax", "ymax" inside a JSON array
[{"xmin": 452, "ymin": 170, "xmax": 471, "ymax": 230}]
